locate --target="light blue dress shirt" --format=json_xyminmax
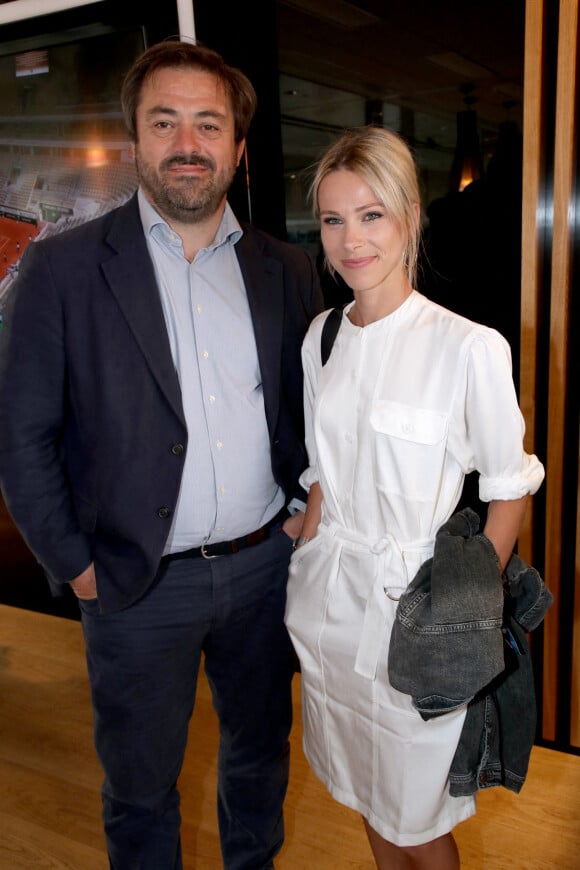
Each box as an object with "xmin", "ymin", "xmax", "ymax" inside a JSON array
[{"xmin": 138, "ymin": 189, "xmax": 286, "ymax": 553}]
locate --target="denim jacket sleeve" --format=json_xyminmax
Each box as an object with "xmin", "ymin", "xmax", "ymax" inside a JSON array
[{"xmin": 449, "ymin": 554, "xmax": 553, "ymax": 795}]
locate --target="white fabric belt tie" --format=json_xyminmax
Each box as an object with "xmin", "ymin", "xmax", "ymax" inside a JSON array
[{"xmin": 322, "ymin": 521, "xmax": 429, "ymax": 681}]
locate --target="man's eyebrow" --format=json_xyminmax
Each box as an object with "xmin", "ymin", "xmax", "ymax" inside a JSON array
[
  {"xmin": 144, "ymin": 105, "xmax": 178, "ymax": 118},
  {"xmin": 144, "ymin": 106, "xmax": 227, "ymax": 122},
  {"xmin": 196, "ymin": 109, "xmax": 227, "ymax": 122}
]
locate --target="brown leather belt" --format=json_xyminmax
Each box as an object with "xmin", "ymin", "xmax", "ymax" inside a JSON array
[{"xmin": 161, "ymin": 507, "xmax": 288, "ymax": 562}]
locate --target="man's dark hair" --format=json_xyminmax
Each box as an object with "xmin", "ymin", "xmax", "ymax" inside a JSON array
[{"xmin": 121, "ymin": 39, "xmax": 257, "ymax": 144}]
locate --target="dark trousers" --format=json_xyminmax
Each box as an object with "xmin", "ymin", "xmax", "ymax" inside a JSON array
[{"xmin": 80, "ymin": 529, "xmax": 295, "ymax": 869}]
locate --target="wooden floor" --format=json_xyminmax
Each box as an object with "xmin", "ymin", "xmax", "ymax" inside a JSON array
[{"xmin": 1, "ymin": 603, "xmax": 579, "ymax": 869}]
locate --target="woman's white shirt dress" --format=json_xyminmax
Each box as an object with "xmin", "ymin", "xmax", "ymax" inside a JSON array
[{"xmin": 284, "ymin": 290, "xmax": 545, "ymax": 846}]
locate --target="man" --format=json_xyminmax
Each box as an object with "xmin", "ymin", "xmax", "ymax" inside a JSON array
[{"xmin": 0, "ymin": 40, "xmax": 323, "ymax": 869}]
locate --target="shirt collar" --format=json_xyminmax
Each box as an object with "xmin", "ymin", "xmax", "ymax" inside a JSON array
[{"xmin": 137, "ymin": 187, "xmax": 243, "ymax": 250}]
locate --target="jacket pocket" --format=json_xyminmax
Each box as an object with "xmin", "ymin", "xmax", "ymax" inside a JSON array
[{"xmin": 369, "ymin": 399, "xmax": 448, "ymax": 499}]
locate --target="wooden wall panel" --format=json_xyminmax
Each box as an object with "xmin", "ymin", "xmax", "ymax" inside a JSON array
[
  {"xmin": 572, "ymin": 446, "xmax": 580, "ymax": 745},
  {"xmin": 521, "ymin": 0, "xmax": 579, "ymax": 748},
  {"xmin": 520, "ymin": 0, "xmax": 545, "ymax": 562},
  {"xmin": 543, "ymin": 0, "xmax": 577, "ymax": 743}
]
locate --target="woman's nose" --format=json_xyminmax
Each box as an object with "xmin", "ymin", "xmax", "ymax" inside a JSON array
[{"xmin": 343, "ymin": 226, "xmax": 364, "ymax": 249}]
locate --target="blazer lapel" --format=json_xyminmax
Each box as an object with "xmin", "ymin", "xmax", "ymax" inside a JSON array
[
  {"xmin": 101, "ymin": 197, "xmax": 183, "ymax": 420},
  {"xmin": 235, "ymin": 229, "xmax": 283, "ymax": 433}
]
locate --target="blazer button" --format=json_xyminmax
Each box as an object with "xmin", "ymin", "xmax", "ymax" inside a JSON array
[
  {"xmin": 171, "ymin": 443, "xmax": 185, "ymax": 455},
  {"xmin": 157, "ymin": 506, "xmax": 171, "ymax": 519}
]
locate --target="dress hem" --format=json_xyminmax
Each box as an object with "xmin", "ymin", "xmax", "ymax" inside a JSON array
[{"xmin": 305, "ymin": 752, "xmax": 476, "ymax": 847}]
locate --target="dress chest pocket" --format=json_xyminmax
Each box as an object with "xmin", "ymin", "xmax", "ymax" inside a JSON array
[{"xmin": 369, "ymin": 399, "xmax": 449, "ymax": 500}]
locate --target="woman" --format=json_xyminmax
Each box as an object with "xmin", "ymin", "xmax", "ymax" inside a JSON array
[{"xmin": 284, "ymin": 126, "xmax": 545, "ymax": 869}]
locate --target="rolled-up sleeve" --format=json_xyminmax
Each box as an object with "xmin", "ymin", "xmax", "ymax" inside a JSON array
[{"xmin": 457, "ymin": 329, "xmax": 545, "ymax": 501}]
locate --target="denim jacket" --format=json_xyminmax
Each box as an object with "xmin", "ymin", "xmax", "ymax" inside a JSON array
[{"xmin": 388, "ymin": 507, "xmax": 553, "ymax": 794}]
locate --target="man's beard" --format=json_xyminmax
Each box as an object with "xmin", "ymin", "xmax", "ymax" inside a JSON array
[{"xmin": 135, "ymin": 151, "xmax": 238, "ymax": 224}]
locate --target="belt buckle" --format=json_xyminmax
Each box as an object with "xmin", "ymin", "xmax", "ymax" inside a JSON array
[{"xmin": 201, "ymin": 543, "xmax": 219, "ymax": 560}]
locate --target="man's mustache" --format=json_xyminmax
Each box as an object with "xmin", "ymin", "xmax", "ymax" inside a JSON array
[{"xmin": 161, "ymin": 154, "xmax": 215, "ymax": 172}]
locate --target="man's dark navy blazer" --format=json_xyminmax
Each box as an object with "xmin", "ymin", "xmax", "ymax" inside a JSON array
[{"xmin": 0, "ymin": 194, "xmax": 323, "ymax": 613}]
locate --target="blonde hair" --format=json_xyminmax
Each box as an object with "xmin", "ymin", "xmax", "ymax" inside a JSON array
[{"xmin": 310, "ymin": 126, "xmax": 421, "ymax": 287}]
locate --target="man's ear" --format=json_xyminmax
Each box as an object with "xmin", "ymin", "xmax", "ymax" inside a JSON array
[
  {"xmin": 236, "ymin": 140, "xmax": 246, "ymax": 168},
  {"xmin": 128, "ymin": 142, "xmax": 136, "ymax": 160}
]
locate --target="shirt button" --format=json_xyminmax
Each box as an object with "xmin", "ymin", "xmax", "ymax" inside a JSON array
[
  {"xmin": 157, "ymin": 506, "xmax": 171, "ymax": 519},
  {"xmin": 171, "ymin": 443, "xmax": 184, "ymax": 455},
  {"xmin": 203, "ymin": 350, "xmax": 209, "ymax": 359},
  {"xmin": 209, "ymin": 395, "xmax": 216, "ymax": 404},
  {"xmin": 216, "ymin": 440, "xmax": 223, "ymax": 449}
]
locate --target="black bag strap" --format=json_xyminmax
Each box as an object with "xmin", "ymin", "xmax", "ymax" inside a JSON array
[{"xmin": 321, "ymin": 307, "xmax": 342, "ymax": 366}]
